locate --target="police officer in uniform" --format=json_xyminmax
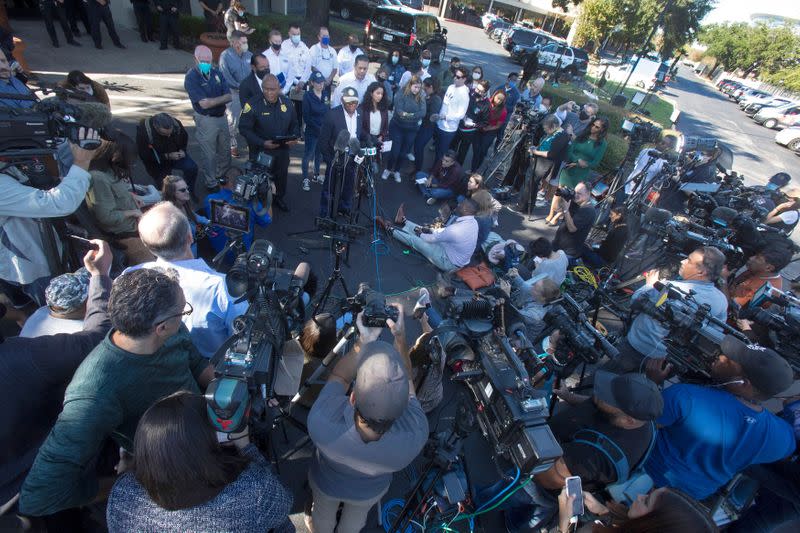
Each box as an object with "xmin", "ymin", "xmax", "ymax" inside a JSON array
[{"xmin": 239, "ymin": 73, "xmax": 299, "ymax": 212}]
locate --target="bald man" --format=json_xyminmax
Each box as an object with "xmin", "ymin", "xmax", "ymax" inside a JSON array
[
  {"xmin": 130, "ymin": 201, "xmax": 246, "ymax": 358},
  {"xmin": 184, "ymin": 45, "xmax": 233, "ymax": 193},
  {"xmin": 239, "ymin": 73, "xmax": 299, "ymax": 212}
]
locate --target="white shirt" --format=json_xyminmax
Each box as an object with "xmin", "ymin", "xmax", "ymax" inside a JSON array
[
  {"xmin": 421, "ymin": 215, "xmax": 479, "ymax": 268},
  {"xmin": 624, "ymin": 148, "xmax": 668, "ymax": 195},
  {"xmin": 281, "ymin": 38, "xmax": 312, "ymax": 93},
  {"xmin": 399, "ymin": 69, "xmax": 430, "ymax": 90},
  {"xmin": 337, "ymin": 46, "xmax": 364, "ymax": 77},
  {"xmin": 369, "ymin": 110, "xmax": 382, "ymax": 136},
  {"xmin": 309, "ymin": 42, "xmax": 339, "ymax": 79},
  {"xmin": 19, "ymin": 306, "xmax": 84, "ymax": 337},
  {"xmin": 126, "ymin": 258, "xmax": 248, "ymax": 358},
  {"xmin": 343, "ymin": 107, "xmax": 358, "ymax": 138},
  {"xmin": 263, "ymin": 46, "xmax": 290, "ymax": 88},
  {"xmin": 437, "ymin": 84, "xmax": 470, "ymax": 133},
  {"xmin": 332, "ymin": 71, "xmax": 377, "ymax": 106},
  {"xmin": 779, "ymin": 210, "xmax": 800, "ymax": 225}
]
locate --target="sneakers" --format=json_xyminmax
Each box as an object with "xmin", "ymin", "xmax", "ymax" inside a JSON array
[
  {"xmin": 407, "ymin": 153, "xmax": 415, "ymax": 162},
  {"xmin": 302, "ymin": 178, "xmax": 311, "ymax": 191},
  {"xmin": 381, "ymin": 169, "xmax": 390, "ymax": 180},
  {"xmin": 393, "ymin": 171, "xmax": 402, "ymax": 183},
  {"xmin": 426, "ymin": 197, "xmax": 437, "ymax": 205},
  {"xmin": 313, "ymin": 174, "xmax": 324, "ymax": 184},
  {"xmin": 413, "ymin": 287, "xmax": 431, "ymax": 319}
]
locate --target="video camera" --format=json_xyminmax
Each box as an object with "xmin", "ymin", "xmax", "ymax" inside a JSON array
[
  {"xmin": 621, "ymin": 117, "xmax": 662, "ymax": 145},
  {"xmin": 232, "ymin": 152, "xmax": 274, "ymax": 204},
  {"xmin": 430, "ymin": 293, "xmax": 563, "ymax": 475},
  {"xmin": 554, "ymin": 186, "xmax": 575, "ymax": 202},
  {"xmin": 345, "ymin": 282, "xmax": 399, "ymax": 328},
  {"xmin": 631, "ymin": 281, "xmax": 749, "ymax": 378},
  {"xmin": 741, "ymin": 283, "xmax": 800, "ymax": 372},
  {"xmin": 206, "ymin": 240, "xmax": 306, "ymax": 436}
]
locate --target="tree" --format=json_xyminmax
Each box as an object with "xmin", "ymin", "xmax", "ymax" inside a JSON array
[
  {"xmin": 572, "ymin": 0, "xmax": 622, "ymax": 50},
  {"xmin": 306, "ymin": 0, "xmax": 330, "ymax": 31},
  {"xmin": 699, "ymin": 22, "xmax": 800, "ymax": 76}
]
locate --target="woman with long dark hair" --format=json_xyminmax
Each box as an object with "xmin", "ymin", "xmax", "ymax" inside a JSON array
[
  {"xmin": 106, "ymin": 391, "xmax": 293, "ymax": 532},
  {"xmin": 60, "ymin": 70, "xmax": 110, "ymax": 107},
  {"xmin": 546, "ymin": 116, "xmax": 608, "ymax": 225},
  {"xmin": 380, "ymin": 47, "xmax": 405, "ymax": 96},
  {"xmin": 86, "ymin": 130, "xmax": 153, "ymax": 265},
  {"xmin": 161, "ymin": 175, "xmax": 210, "ymax": 258},
  {"xmin": 384, "ymin": 75, "xmax": 426, "ymax": 183},
  {"xmin": 359, "ymin": 81, "xmax": 389, "ymax": 178}
]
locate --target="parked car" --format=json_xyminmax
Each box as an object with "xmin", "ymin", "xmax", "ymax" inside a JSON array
[
  {"xmin": 604, "ymin": 56, "xmax": 669, "ymax": 90},
  {"xmin": 331, "ymin": 0, "xmax": 398, "ymax": 21},
  {"xmin": 492, "ymin": 26, "xmax": 512, "ymax": 42},
  {"xmin": 398, "ymin": 0, "xmax": 423, "ymax": 10},
  {"xmin": 738, "ymin": 90, "xmax": 774, "ymax": 108},
  {"xmin": 537, "ymin": 42, "xmax": 589, "ymax": 76},
  {"xmin": 775, "ymin": 126, "xmax": 800, "ymax": 152},
  {"xmin": 732, "ymin": 86, "xmax": 768, "ymax": 102},
  {"xmin": 510, "ymin": 31, "xmax": 557, "ymax": 62},
  {"xmin": 481, "ymin": 13, "xmax": 498, "ymax": 28},
  {"xmin": 743, "ymin": 97, "xmax": 794, "ymax": 116},
  {"xmin": 502, "ymin": 28, "xmax": 539, "ymax": 52},
  {"xmin": 485, "ymin": 19, "xmax": 510, "ymax": 35},
  {"xmin": 720, "ymin": 80, "xmax": 745, "ymax": 96},
  {"xmin": 364, "ymin": 6, "xmax": 448, "ymax": 64},
  {"xmin": 753, "ymin": 102, "xmax": 800, "ymax": 130}
]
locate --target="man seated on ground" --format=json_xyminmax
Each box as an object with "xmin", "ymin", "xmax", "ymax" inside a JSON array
[
  {"xmin": 644, "ymin": 336, "xmax": 795, "ymax": 502},
  {"xmin": 522, "ymin": 237, "xmax": 568, "ymax": 286},
  {"xmin": 764, "ymin": 187, "xmax": 800, "ymax": 234},
  {"xmin": 377, "ymin": 199, "xmax": 479, "ymax": 272},
  {"xmin": 554, "ymin": 100, "xmax": 598, "ymax": 138},
  {"xmin": 552, "ymin": 182, "xmax": 596, "ymax": 261},
  {"xmin": 19, "ymin": 268, "xmax": 90, "ymax": 337},
  {"xmin": 19, "ymin": 268, "xmax": 214, "ymax": 519},
  {"xmin": 416, "ymin": 149, "xmax": 465, "ymax": 205},
  {"xmin": 500, "ymin": 273, "xmax": 561, "ymax": 339},
  {"xmin": 1, "ymin": 240, "xmax": 111, "ymax": 510},
  {"xmin": 136, "ymin": 112, "xmax": 198, "ymax": 191},
  {"xmin": 602, "ymin": 246, "xmax": 728, "ymax": 374},
  {"xmin": 479, "ymin": 370, "xmax": 663, "ymax": 532},
  {"xmin": 581, "ymin": 205, "xmax": 628, "ymax": 269},
  {"xmin": 132, "ymin": 202, "xmax": 248, "ymax": 358}
]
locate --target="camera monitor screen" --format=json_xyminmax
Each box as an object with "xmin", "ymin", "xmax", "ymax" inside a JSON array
[{"xmin": 209, "ymin": 200, "xmax": 250, "ymax": 233}]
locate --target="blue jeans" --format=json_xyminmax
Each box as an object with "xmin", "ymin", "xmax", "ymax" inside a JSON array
[
  {"xmin": 414, "ymin": 124, "xmax": 435, "ymax": 172},
  {"xmin": 476, "ymin": 472, "xmax": 558, "ymax": 532},
  {"xmin": 166, "ymin": 155, "xmax": 199, "ymax": 190},
  {"xmin": 302, "ymin": 129, "xmax": 321, "ymax": 180},
  {"xmin": 434, "ymin": 128, "xmax": 458, "ymax": 166},
  {"xmin": 386, "ymin": 121, "xmax": 419, "ymax": 172},
  {"xmin": 416, "ymin": 172, "xmax": 455, "ymax": 201}
]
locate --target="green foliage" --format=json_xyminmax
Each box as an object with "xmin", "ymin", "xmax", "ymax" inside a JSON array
[
  {"xmin": 762, "ymin": 66, "xmax": 800, "ymax": 93},
  {"xmin": 572, "ymin": 0, "xmax": 622, "ymax": 50},
  {"xmin": 598, "ymin": 132, "xmax": 629, "ymax": 173}
]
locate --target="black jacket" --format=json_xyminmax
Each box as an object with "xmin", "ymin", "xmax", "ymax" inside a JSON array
[
  {"xmin": 238, "ymin": 94, "xmax": 299, "ymax": 153},
  {"xmin": 154, "ymin": 0, "xmax": 179, "ymax": 9},
  {"xmin": 318, "ymin": 105, "xmax": 365, "ymax": 162},
  {"xmin": 136, "ymin": 116, "xmax": 189, "ymax": 178},
  {"xmin": 238, "ymin": 71, "xmax": 262, "ymax": 108},
  {"xmin": 0, "ymin": 275, "xmax": 112, "ymax": 503}
]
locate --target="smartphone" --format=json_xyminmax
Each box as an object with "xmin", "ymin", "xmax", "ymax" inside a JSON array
[
  {"xmin": 67, "ymin": 234, "xmax": 99, "ymax": 251},
  {"xmin": 565, "ymin": 476, "xmax": 584, "ymax": 516}
]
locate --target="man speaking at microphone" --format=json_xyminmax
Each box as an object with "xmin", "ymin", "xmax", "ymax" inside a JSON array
[{"xmin": 318, "ymin": 86, "xmax": 364, "ymax": 218}]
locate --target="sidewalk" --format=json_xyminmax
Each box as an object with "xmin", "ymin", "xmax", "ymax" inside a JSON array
[{"xmin": 11, "ymin": 19, "xmax": 194, "ymax": 77}]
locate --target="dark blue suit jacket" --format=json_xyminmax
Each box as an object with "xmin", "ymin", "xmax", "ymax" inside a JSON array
[{"xmin": 318, "ymin": 105, "xmax": 366, "ymax": 162}]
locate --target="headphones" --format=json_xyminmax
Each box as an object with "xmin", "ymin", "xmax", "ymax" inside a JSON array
[{"xmin": 712, "ymin": 379, "xmax": 746, "ymax": 388}]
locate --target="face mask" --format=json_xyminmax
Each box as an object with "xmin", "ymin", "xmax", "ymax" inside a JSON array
[
  {"xmin": 578, "ymin": 110, "xmax": 590, "ymax": 121},
  {"xmin": 321, "ymin": 35, "xmax": 330, "ymax": 46},
  {"xmin": 421, "ymin": 58, "xmax": 431, "ymax": 68},
  {"xmin": 198, "ymin": 61, "xmax": 212, "ymax": 75},
  {"xmin": 507, "ymin": 81, "xmax": 516, "ymax": 89},
  {"xmin": 472, "ymin": 72, "xmax": 481, "ymax": 80},
  {"xmin": 349, "ymin": 44, "xmax": 358, "ymax": 52},
  {"xmin": 237, "ymin": 10, "xmax": 244, "ymax": 16},
  {"xmin": 255, "ymin": 69, "xmax": 268, "ymax": 79},
  {"xmin": 391, "ymin": 55, "xmax": 399, "ymax": 64},
  {"xmin": 240, "ymin": 43, "xmax": 249, "ymax": 53},
  {"xmin": 291, "ymin": 34, "xmax": 301, "ymax": 45},
  {"xmin": 84, "ymin": 86, "xmax": 94, "ymax": 96},
  {"xmin": 271, "ymin": 42, "xmax": 281, "ymax": 51}
]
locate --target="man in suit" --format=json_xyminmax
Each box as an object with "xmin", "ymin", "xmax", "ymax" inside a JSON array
[
  {"xmin": 239, "ymin": 53, "xmax": 269, "ymax": 107},
  {"xmin": 318, "ymin": 86, "xmax": 363, "ymax": 218}
]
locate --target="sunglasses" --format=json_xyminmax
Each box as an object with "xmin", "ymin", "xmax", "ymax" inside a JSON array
[
  {"xmin": 155, "ymin": 301, "xmax": 193, "ymax": 325},
  {"xmin": 454, "ymin": 74, "xmax": 465, "ymax": 79}
]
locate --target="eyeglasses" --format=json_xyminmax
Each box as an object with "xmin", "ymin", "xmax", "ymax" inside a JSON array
[
  {"xmin": 155, "ymin": 301, "xmax": 193, "ymax": 325},
  {"xmin": 454, "ymin": 75, "xmax": 465, "ymax": 79}
]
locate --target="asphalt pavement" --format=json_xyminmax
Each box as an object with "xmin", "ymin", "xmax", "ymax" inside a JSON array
[{"xmin": 667, "ymin": 65, "xmax": 798, "ymax": 186}]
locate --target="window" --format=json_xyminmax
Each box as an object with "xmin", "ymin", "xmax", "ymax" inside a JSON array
[{"xmin": 373, "ymin": 12, "xmax": 413, "ymax": 33}]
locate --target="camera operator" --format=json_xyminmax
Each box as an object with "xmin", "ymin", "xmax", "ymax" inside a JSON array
[
  {"xmin": 727, "ymin": 241, "xmax": 792, "ymax": 309},
  {"xmin": 0, "ymin": 127, "xmax": 100, "ymax": 306},
  {"xmin": 517, "ymin": 114, "xmax": 569, "ymax": 213},
  {"xmin": 621, "ymin": 134, "xmax": 678, "ymax": 201},
  {"xmin": 602, "ymin": 246, "xmax": 728, "ymax": 374},
  {"xmin": 204, "ymin": 165, "xmax": 272, "ymax": 255},
  {"xmin": 764, "ymin": 187, "xmax": 800, "ymax": 235},
  {"xmin": 0, "ymin": 240, "xmax": 111, "ymax": 510},
  {"xmin": 19, "ymin": 268, "xmax": 214, "ymax": 520},
  {"xmin": 478, "ymin": 370, "xmax": 663, "ymax": 532},
  {"xmin": 238, "ymin": 73, "xmax": 299, "ymax": 213},
  {"xmin": 132, "ymin": 202, "xmax": 248, "ymax": 358},
  {"xmin": 657, "ymin": 146, "xmax": 722, "ymax": 214},
  {"xmin": 106, "ymin": 391, "xmax": 293, "ymax": 533},
  {"xmin": 306, "ymin": 311, "xmax": 428, "ymax": 533},
  {"xmin": 642, "ymin": 336, "xmax": 795, "ymax": 502},
  {"xmin": 552, "ymin": 182, "xmax": 597, "ymax": 262},
  {"xmin": 582, "ymin": 205, "xmax": 628, "ymax": 269},
  {"xmin": 554, "ymin": 100, "xmax": 598, "ymax": 138},
  {"xmin": 0, "ymin": 48, "xmax": 34, "ymax": 109},
  {"xmin": 19, "ymin": 267, "xmax": 90, "ymax": 337},
  {"xmin": 500, "ymin": 272, "xmax": 561, "ymax": 339},
  {"xmin": 135, "ymin": 112, "xmax": 198, "ymax": 191}
]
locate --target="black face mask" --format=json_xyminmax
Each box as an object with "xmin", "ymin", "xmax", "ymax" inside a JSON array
[
  {"xmin": 255, "ymin": 69, "xmax": 269, "ymax": 80},
  {"xmin": 271, "ymin": 43, "xmax": 281, "ymax": 51},
  {"xmin": 349, "ymin": 44, "xmax": 358, "ymax": 52},
  {"xmin": 578, "ymin": 110, "xmax": 590, "ymax": 121}
]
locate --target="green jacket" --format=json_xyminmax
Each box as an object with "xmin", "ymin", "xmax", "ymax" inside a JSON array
[
  {"xmin": 86, "ymin": 170, "xmax": 139, "ymax": 235},
  {"xmin": 559, "ymin": 138, "xmax": 607, "ymax": 188},
  {"xmin": 19, "ymin": 328, "xmax": 207, "ymax": 517}
]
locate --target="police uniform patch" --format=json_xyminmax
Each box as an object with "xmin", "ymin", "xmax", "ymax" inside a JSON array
[
  {"xmin": 280, "ymin": 104, "xmax": 287, "ymax": 113},
  {"xmin": 243, "ymin": 103, "xmax": 252, "ymax": 113}
]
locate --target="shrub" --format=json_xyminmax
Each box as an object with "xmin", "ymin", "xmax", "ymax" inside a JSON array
[{"xmin": 598, "ymin": 133, "xmax": 629, "ymax": 174}]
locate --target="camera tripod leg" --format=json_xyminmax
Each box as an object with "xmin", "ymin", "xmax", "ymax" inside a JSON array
[{"xmin": 312, "ymin": 242, "xmax": 352, "ymax": 317}]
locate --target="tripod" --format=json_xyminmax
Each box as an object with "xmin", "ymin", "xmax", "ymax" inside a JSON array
[{"xmin": 312, "ymin": 239, "xmax": 352, "ymax": 317}]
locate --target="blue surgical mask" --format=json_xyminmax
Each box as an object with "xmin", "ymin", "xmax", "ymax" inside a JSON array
[
  {"xmin": 198, "ymin": 61, "xmax": 212, "ymax": 75},
  {"xmin": 321, "ymin": 35, "xmax": 330, "ymax": 46},
  {"xmin": 391, "ymin": 55, "xmax": 399, "ymax": 64},
  {"xmin": 237, "ymin": 10, "xmax": 244, "ymax": 16},
  {"xmin": 421, "ymin": 58, "xmax": 431, "ymax": 68},
  {"xmin": 291, "ymin": 34, "xmax": 301, "ymax": 45}
]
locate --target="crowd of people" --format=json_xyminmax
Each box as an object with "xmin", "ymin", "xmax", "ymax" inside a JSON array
[{"xmin": 1, "ymin": 14, "xmax": 800, "ymax": 533}]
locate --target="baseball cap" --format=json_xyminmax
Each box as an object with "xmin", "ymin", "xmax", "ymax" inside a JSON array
[
  {"xmin": 309, "ymin": 71, "xmax": 326, "ymax": 84},
  {"xmin": 45, "ymin": 267, "xmax": 91, "ymax": 313},
  {"xmin": 353, "ymin": 341, "xmax": 409, "ymax": 433},
  {"xmin": 720, "ymin": 335, "xmax": 793, "ymax": 398},
  {"xmin": 593, "ymin": 370, "xmax": 664, "ymax": 421},
  {"xmin": 341, "ymin": 86, "xmax": 359, "ymax": 103}
]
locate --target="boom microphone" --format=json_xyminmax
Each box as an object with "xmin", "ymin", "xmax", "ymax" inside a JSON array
[
  {"xmin": 34, "ymin": 97, "xmax": 113, "ymax": 131},
  {"xmin": 644, "ymin": 207, "xmax": 672, "ymax": 225},
  {"xmin": 333, "ymin": 130, "xmax": 350, "ymax": 154}
]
